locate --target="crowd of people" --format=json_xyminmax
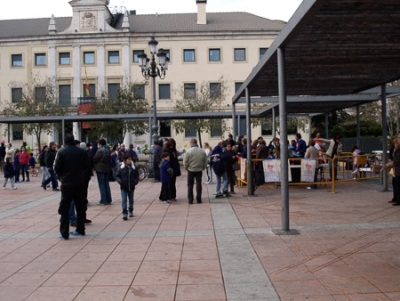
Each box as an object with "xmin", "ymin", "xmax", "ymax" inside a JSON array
[{"xmin": 2, "ymin": 131, "xmax": 386, "ymax": 240}]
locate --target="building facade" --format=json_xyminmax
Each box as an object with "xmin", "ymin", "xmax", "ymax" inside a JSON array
[{"xmin": 0, "ymin": 0, "xmax": 285, "ymax": 149}]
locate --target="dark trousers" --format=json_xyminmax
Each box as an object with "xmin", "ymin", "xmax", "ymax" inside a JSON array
[
  {"xmin": 168, "ymin": 176, "xmax": 177, "ymax": 199},
  {"xmin": 392, "ymin": 176, "xmax": 396, "ymax": 201},
  {"xmin": 394, "ymin": 177, "xmax": 400, "ymax": 205},
  {"xmin": 58, "ymin": 184, "xmax": 86, "ymax": 238},
  {"xmin": 226, "ymin": 169, "xmax": 235, "ymax": 192},
  {"xmin": 43, "ymin": 167, "xmax": 58, "ymax": 188},
  {"xmin": 187, "ymin": 171, "xmax": 203, "ymax": 203},
  {"xmin": 159, "ymin": 183, "xmax": 170, "ymax": 201},
  {"xmin": 14, "ymin": 167, "xmax": 20, "ymax": 181},
  {"xmin": 21, "ymin": 164, "xmax": 29, "ymax": 181},
  {"xmin": 153, "ymin": 161, "xmax": 160, "ymax": 181}
]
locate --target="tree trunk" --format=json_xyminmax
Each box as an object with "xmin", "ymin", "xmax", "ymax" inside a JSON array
[{"xmin": 197, "ymin": 128, "xmax": 203, "ymax": 148}]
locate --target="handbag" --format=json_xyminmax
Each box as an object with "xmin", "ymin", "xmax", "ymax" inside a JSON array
[{"xmin": 232, "ymin": 162, "xmax": 240, "ymax": 171}]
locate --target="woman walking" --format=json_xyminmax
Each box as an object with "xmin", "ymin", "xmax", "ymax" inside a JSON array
[
  {"xmin": 39, "ymin": 145, "xmax": 50, "ymax": 188},
  {"xmin": 19, "ymin": 146, "xmax": 30, "ymax": 182},
  {"xmin": 163, "ymin": 138, "xmax": 181, "ymax": 202},
  {"xmin": 203, "ymin": 142, "xmax": 213, "ymax": 184}
]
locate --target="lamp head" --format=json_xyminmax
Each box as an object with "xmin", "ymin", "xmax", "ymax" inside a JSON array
[{"xmin": 148, "ymin": 37, "xmax": 158, "ymax": 55}]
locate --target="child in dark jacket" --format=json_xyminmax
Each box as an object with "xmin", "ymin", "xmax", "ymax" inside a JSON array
[
  {"xmin": 115, "ymin": 154, "xmax": 139, "ymax": 220},
  {"xmin": 159, "ymin": 152, "xmax": 173, "ymax": 204},
  {"xmin": 29, "ymin": 153, "xmax": 36, "ymax": 169},
  {"xmin": 3, "ymin": 157, "xmax": 17, "ymax": 190}
]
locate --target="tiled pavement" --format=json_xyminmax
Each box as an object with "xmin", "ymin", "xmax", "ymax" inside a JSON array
[{"xmin": 0, "ymin": 171, "xmax": 399, "ymax": 301}]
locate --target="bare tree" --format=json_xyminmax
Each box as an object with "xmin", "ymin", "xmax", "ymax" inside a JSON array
[
  {"xmin": 173, "ymin": 78, "xmax": 229, "ymax": 147},
  {"xmin": 2, "ymin": 78, "xmax": 66, "ymax": 150},
  {"xmin": 87, "ymin": 83, "xmax": 150, "ymax": 143}
]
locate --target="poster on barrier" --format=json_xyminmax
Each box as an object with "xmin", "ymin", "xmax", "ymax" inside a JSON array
[
  {"xmin": 240, "ymin": 159, "xmax": 246, "ymax": 179},
  {"xmin": 300, "ymin": 159, "xmax": 316, "ymax": 182},
  {"xmin": 263, "ymin": 160, "xmax": 292, "ymax": 182}
]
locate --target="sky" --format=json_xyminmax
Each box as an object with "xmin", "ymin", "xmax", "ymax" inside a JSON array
[{"xmin": 0, "ymin": 0, "xmax": 303, "ymax": 22}]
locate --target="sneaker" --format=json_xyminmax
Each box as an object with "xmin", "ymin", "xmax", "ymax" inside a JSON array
[
  {"xmin": 59, "ymin": 233, "xmax": 68, "ymax": 240},
  {"xmin": 122, "ymin": 215, "xmax": 128, "ymax": 220},
  {"xmin": 70, "ymin": 222, "xmax": 77, "ymax": 227},
  {"xmin": 12, "ymin": 187, "xmax": 17, "ymax": 190},
  {"xmin": 162, "ymin": 200, "xmax": 170, "ymax": 204},
  {"xmin": 53, "ymin": 188, "xmax": 60, "ymax": 191},
  {"xmin": 84, "ymin": 219, "xmax": 92, "ymax": 224},
  {"xmin": 69, "ymin": 230, "xmax": 85, "ymax": 236},
  {"xmin": 2, "ymin": 187, "xmax": 5, "ymax": 190},
  {"xmin": 129, "ymin": 212, "xmax": 134, "ymax": 217},
  {"xmin": 307, "ymin": 187, "xmax": 312, "ymax": 190}
]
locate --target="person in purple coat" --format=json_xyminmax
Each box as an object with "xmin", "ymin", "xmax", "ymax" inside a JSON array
[{"xmin": 159, "ymin": 152, "xmax": 174, "ymax": 204}]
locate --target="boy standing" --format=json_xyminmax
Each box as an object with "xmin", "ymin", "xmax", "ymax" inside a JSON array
[
  {"xmin": 115, "ymin": 154, "xmax": 139, "ymax": 220},
  {"xmin": 159, "ymin": 152, "xmax": 173, "ymax": 204},
  {"xmin": 3, "ymin": 157, "xmax": 17, "ymax": 190}
]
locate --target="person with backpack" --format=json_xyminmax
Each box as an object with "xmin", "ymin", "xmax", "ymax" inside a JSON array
[{"xmin": 210, "ymin": 142, "xmax": 229, "ymax": 197}]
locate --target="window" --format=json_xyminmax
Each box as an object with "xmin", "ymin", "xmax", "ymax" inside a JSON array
[
  {"xmin": 210, "ymin": 83, "xmax": 221, "ymax": 98},
  {"xmin": 133, "ymin": 50, "xmax": 144, "ymax": 63},
  {"xmin": 82, "ymin": 84, "xmax": 95, "ymax": 97},
  {"xmin": 183, "ymin": 49, "xmax": 195, "ymax": 62},
  {"xmin": 160, "ymin": 121, "xmax": 171, "ymax": 138},
  {"xmin": 108, "ymin": 51, "xmax": 119, "ymax": 64},
  {"xmin": 235, "ymin": 82, "xmax": 243, "ymax": 93},
  {"xmin": 259, "ymin": 48, "xmax": 268, "ymax": 60},
  {"xmin": 108, "ymin": 83, "xmax": 120, "ymax": 100},
  {"xmin": 132, "ymin": 85, "xmax": 145, "ymax": 99},
  {"xmin": 209, "ymin": 48, "xmax": 221, "ymax": 62},
  {"xmin": 11, "ymin": 88, "xmax": 22, "ymax": 103},
  {"xmin": 163, "ymin": 49, "xmax": 170, "ymax": 59},
  {"xmin": 184, "ymin": 83, "xmax": 196, "ymax": 99},
  {"xmin": 234, "ymin": 48, "xmax": 246, "ymax": 61},
  {"xmin": 11, "ymin": 54, "xmax": 22, "ymax": 67},
  {"xmin": 185, "ymin": 128, "xmax": 196, "ymax": 137},
  {"xmin": 159, "ymin": 84, "xmax": 170, "ymax": 99},
  {"xmin": 59, "ymin": 52, "xmax": 70, "ymax": 65},
  {"xmin": 12, "ymin": 124, "xmax": 23, "ymax": 140},
  {"xmin": 83, "ymin": 51, "xmax": 95, "ymax": 64},
  {"xmin": 35, "ymin": 53, "xmax": 46, "ymax": 66},
  {"xmin": 261, "ymin": 119, "xmax": 272, "ymax": 136},
  {"xmin": 211, "ymin": 122, "xmax": 222, "ymax": 137},
  {"xmin": 35, "ymin": 87, "xmax": 46, "ymax": 101},
  {"xmin": 59, "ymin": 85, "xmax": 71, "ymax": 105},
  {"xmin": 238, "ymin": 117, "xmax": 247, "ymax": 136}
]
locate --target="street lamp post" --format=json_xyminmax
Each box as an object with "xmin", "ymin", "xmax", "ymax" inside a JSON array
[{"xmin": 137, "ymin": 37, "xmax": 169, "ymax": 144}]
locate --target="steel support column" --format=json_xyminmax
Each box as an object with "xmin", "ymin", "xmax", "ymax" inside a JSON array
[
  {"xmin": 381, "ymin": 84, "xmax": 388, "ymax": 191},
  {"xmin": 232, "ymin": 104, "xmax": 237, "ymax": 140},
  {"xmin": 273, "ymin": 47, "xmax": 298, "ymax": 235},
  {"xmin": 356, "ymin": 106, "xmax": 360, "ymax": 147},
  {"xmin": 246, "ymin": 87, "xmax": 254, "ymax": 195},
  {"xmin": 272, "ymin": 107, "xmax": 276, "ymax": 137}
]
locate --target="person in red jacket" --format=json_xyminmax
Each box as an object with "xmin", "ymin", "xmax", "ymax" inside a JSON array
[{"xmin": 19, "ymin": 146, "xmax": 30, "ymax": 182}]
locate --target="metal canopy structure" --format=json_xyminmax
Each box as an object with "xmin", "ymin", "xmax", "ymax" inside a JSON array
[
  {"xmin": 0, "ymin": 111, "xmax": 246, "ymax": 125},
  {"xmin": 230, "ymin": 0, "xmax": 400, "ymax": 235},
  {"xmin": 233, "ymin": 0, "xmax": 400, "ymax": 101}
]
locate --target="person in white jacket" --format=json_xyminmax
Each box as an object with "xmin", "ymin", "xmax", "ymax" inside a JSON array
[
  {"xmin": 5, "ymin": 143, "xmax": 15, "ymax": 163},
  {"xmin": 183, "ymin": 138, "xmax": 208, "ymax": 204}
]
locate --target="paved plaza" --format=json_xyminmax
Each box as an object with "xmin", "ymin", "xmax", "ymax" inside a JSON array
[{"xmin": 0, "ymin": 170, "xmax": 399, "ymax": 301}]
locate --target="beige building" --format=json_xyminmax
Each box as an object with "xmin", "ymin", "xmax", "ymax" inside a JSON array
[{"xmin": 0, "ymin": 0, "xmax": 285, "ymax": 149}]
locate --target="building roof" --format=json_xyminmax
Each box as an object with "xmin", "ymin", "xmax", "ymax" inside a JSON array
[{"xmin": 0, "ymin": 12, "xmax": 285, "ymax": 40}]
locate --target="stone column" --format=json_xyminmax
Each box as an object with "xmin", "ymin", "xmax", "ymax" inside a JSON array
[{"xmin": 97, "ymin": 44, "xmax": 105, "ymax": 94}]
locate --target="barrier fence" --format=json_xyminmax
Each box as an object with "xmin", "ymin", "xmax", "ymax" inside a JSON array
[{"xmin": 237, "ymin": 154, "xmax": 383, "ymax": 194}]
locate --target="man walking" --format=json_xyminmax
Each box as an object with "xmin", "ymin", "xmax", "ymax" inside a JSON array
[
  {"xmin": 54, "ymin": 134, "xmax": 90, "ymax": 239},
  {"xmin": 183, "ymin": 138, "xmax": 208, "ymax": 204}
]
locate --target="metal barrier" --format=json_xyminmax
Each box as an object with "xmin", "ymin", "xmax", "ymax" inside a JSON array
[{"xmin": 237, "ymin": 154, "xmax": 382, "ymax": 194}]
